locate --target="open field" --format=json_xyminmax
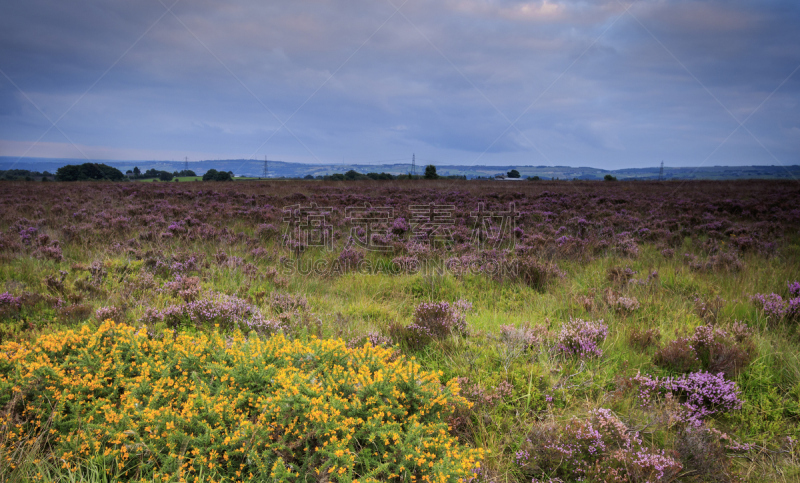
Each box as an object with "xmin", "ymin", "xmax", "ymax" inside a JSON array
[
  {"xmin": 1, "ymin": 180, "xmax": 799, "ymax": 482},
  {"xmin": 5, "ymin": 157, "xmax": 800, "ymax": 181},
  {"xmin": 134, "ymin": 177, "xmax": 271, "ymax": 183},
  {"xmin": 134, "ymin": 177, "xmax": 203, "ymax": 182}
]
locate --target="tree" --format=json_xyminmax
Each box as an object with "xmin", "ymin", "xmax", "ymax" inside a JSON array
[
  {"xmin": 133, "ymin": 167, "xmax": 141, "ymax": 177},
  {"xmin": 604, "ymin": 174, "xmax": 617, "ymax": 181},
  {"xmin": 55, "ymin": 163, "xmax": 124, "ymax": 181},
  {"xmin": 0, "ymin": 169, "xmax": 47, "ymax": 181},
  {"xmin": 344, "ymin": 169, "xmax": 362, "ymax": 180},
  {"xmin": 203, "ymin": 169, "xmax": 218, "ymax": 181},
  {"xmin": 215, "ymin": 171, "xmax": 233, "ymax": 181},
  {"xmin": 135, "ymin": 169, "xmax": 176, "ymax": 180},
  {"xmin": 527, "ymin": 176, "xmax": 540, "ymax": 181},
  {"xmin": 366, "ymin": 172, "xmax": 395, "ymax": 180},
  {"xmin": 55, "ymin": 165, "xmax": 82, "ymax": 181},
  {"xmin": 142, "ymin": 168, "xmax": 165, "ymax": 179},
  {"xmin": 507, "ymin": 169, "xmax": 521, "ymax": 178},
  {"xmin": 424, "ymin": 165, "xmax": 438, "ymax": 179},
  {"xmin": 303, "ymin": 174, "xmax": 314, "ymax": 180}
]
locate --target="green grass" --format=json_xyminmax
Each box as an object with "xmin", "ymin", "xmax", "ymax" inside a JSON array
[{"xmin": 2, "ymin": 236, "xmax": 800, "ymax": 481}]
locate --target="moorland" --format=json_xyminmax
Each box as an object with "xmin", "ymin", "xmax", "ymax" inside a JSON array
[{"xmin": 1, "ymin": 179, "xmax": 799, "ymax": 482}]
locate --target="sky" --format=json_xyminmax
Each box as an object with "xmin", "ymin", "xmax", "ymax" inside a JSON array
[{"xmin": 0, "ymin": 0, "xmax": 798, "ymax": 169}]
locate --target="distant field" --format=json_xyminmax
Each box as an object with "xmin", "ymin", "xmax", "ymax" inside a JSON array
[
  {"xmin": 1, "ymin": 179, "xmax": 799, "ymax": 482},
  {"xmin": 5, "ymin": 156, "xmax": 800, "ymax": 181},
  {"xmin": 133, "ymin": 176, "xmax": 202, "ymax": 182},
  {"xmin": 134, "ymin": 176, "xmax": 269, "ymax": 182}
]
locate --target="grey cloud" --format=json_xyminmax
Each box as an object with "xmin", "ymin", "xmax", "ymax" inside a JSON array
[{"xmin": 0, "ymin": 0, "xmax": 797, "ymax": 168}]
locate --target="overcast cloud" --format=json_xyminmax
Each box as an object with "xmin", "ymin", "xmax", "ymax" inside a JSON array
[{"xmin": 0, "ymin": 0, "xmax": 798, "ymax": 168}]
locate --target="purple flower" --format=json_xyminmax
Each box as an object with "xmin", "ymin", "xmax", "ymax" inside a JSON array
[
  {"xmin": 138, "ymin": 307, "xmax": 164, "ymax": 325},
  {"xmin": 556, "ymin": 318, "xmax": 608, "ymax": 359},
  {"xmin": 167, "ymin": 221, "xmax": 187, "ymax": 233},
  {"xmin": 633, "ymin": 371, "xmax": 742, "ymax": 426},
  {"xmin": 515, "ymin": 449, "xmax": 530, "ymax": 466},
  {"xmin": 0, "ymin": 292, "xmax": 23, "ymax": 310},
  {"xmin": 256, "ymin": 223, "xmax": 279, "ymax": 239},
  {"xmin": 787, "ymin": 297, "xmax": 800, "ymax": 321},
  {"xmin": 19, "ymin": 226, "xmax": 37, "ymax": 245},
  {"xmin": 411, "ymin": 300, "xmax": 471, "ymax": 339},
  {"xmin": 391, "ymin": 217, "xmax": 410, "ymax": 235},
  {"xmin": 338, "ymin": 248, "xmax": 364, "ymax": 270},
  {"xmin": 518, "ymin": 408, "xmax": 682, "ymax": 481},
  {"xmin": 36, "ymin": 245, "xmax": 63, "ymax": 262},
  {"xmin": 95, "ymin": 306, "xmax": 122, "ymax": 321},
  {"xmin": 138, "ymin": 291, "xmax": 281, "ymax": 335},
  {"xmin": 751, "ymin": 293, "xmax": 788, "ymax": 320}
]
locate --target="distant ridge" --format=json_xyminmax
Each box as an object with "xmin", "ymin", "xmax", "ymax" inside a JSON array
[{"xmin": 1, "ymin": 157, "xmax": 798, "ymax": 180}]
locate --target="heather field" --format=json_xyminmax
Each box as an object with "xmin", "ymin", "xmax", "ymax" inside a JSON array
[{"xmin": 1, "ymin": 179, "xmax": 800, "ymax": 483}]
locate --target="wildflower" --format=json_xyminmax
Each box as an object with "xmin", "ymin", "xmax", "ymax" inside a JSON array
[{"xmin": 556, "ymin": 318, "xmax": 608, "ymax": 359}]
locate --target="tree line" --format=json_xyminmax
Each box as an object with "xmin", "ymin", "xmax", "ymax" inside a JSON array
[
  {"xmin": 312, "ymin": 165, "xmax": 465, "ymax": 181},
  {"xmin": 126, "ymin": 167, "xmax": 198, "ymax": 181},
  {"xmin": 51, "ymin": 164, "xmax": 235, "ymax": 182},
  {"xmin": 27, "ymin": 163, "xmax": 541, "ymax": 182},
  {"xmin": 0, "ymin": 169, "xmax": 54, "ymax": 181},
  {"xmin": 55, "ymin": 163, "xmax": 125, "ymax": 181}
]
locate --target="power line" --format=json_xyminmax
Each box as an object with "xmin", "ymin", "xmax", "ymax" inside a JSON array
[
  {"xmin": 658, "ymin": 160, "xmax": 664, "ymax": 181},
  {"xmin": 263, "ymin": 155, "xmax": 268, "ymax": 179}
]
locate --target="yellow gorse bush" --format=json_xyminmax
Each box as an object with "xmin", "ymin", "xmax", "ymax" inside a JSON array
[{"xmin": 0, "ymin": 321, "xmax": 483, "ymax": 482}]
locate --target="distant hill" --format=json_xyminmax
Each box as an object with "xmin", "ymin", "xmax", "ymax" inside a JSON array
[{"xmin": 1, "ymin": 156, "xmax": 798, "ymax": 180}]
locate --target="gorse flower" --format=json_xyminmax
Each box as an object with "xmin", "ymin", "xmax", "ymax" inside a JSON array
[{"xmin": 0, "ymin": 321, "xmax": 483, "ymax": 482}]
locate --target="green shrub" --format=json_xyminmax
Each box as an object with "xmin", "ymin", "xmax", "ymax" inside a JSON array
[{"xmin": 0, "ymin": 321, "xmax": 483, "ymax": 482}]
